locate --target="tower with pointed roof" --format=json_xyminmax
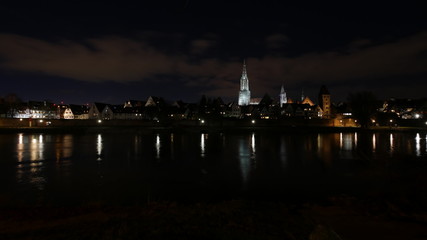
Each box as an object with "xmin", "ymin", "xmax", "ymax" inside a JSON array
[
  {"xmin": 238, "ymin": 60, "xmax": 251, "ymax": 106},
  {"xmin": 279, "ymin": 84, "xmax": 287, "ymax": 107},
  {"xmin": 318, "ymin": 85, "xmax": 331, "ymax": 119}
]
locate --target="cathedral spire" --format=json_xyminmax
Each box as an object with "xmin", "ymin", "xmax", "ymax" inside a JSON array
[
  {"xmin": 240, "ymin": 59, "xmax": 249, "ymax": 91},
  {"xmin": 238, "ymin": 59, "xmax": 251, "ymax": 106},
  {"xmin": 280, "ymin": 83, "xmax": 287, "ymax": 107}
]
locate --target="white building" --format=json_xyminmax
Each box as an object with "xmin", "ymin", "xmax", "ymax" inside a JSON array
[{"xmin": 279, "ymin": 84, "xmax": 287, "ymax": 107}]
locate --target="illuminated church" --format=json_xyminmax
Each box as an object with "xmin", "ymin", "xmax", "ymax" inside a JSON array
[
  {"xmin": 236, "ymin": 60, "xmax": 331, "ymax": 119},
  {"xmin": 238, "ymin": 60, "xmax": 251, "ymax": 106}
]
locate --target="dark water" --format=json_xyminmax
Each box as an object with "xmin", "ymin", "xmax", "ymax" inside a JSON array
[{"xmin": 1, "ymin": 131, "xmax": 427, "ymax": 206}]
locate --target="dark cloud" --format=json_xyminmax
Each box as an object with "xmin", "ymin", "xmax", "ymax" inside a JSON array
[
  {"xmin": 190, "ymin": 38, "xmax": 217, "ymax": 55},
  {"xmin": 1, "ymin": 31, "xmax": 427, "ymax": 102}
]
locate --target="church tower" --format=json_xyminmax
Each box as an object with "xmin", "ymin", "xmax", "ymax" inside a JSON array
[
  {"xmin": 318, "ymin": 85, "xmax": 331, "ymax": 119},
  {"xmin": 279, "ymin": 84, "xmax": 287, "ymax": 107},
  {"xmin": 238, "ymin": 60, "xmax": 251, "ymax": 106}
]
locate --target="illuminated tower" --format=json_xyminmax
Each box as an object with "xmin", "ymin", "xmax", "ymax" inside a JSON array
[
  {"xmin": 238, "ymin": 60, "xmax": 251, "ymax": 106},
  {"xmin": 318, "ymin": 85, "xmax": 331, "ymax": 119},
  {"xmin": 279, "ymin": 84, "xmax": 287, "ymax": 107}
]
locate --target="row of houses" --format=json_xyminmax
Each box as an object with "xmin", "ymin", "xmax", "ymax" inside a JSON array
[
  {"xmin": 2, "ymin": 93, "xmax": 426, "ymax": 122},
  {"xmin": 379, "ymin": 98, "xmax": 427, "ymax": 119},
  {"xmin": 0, "ymin": 95, "xmax": 330, "ymax": 121}
]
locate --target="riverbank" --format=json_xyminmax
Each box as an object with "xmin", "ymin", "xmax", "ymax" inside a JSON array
[
  {"xmin": 1, "ymin": 118, "xmax": 427, "ymax": 133},
  {"xmin": 2, "ymin": 125, "xmax": 427, "ymax": 134},
  {"xmin": 1, "ymin": 197, "xmax": 426, "ymax": 240}
]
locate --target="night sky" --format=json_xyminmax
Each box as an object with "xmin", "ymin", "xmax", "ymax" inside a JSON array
[{"xmin": 1, "ymin": 1, "xmax": 426, "ymax": 104}]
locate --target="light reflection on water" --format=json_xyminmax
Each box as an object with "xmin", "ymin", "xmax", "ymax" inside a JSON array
[
  {"xmin": 56, "ymin": 135, "xmax": 73, "ymax": 161},
  {"xmin": 15, "ymin": 134, "xmax": 46, "ymax": 190},
  {"xmin": 354, "ymin": 132, "xmax": 358, "ymax": 147},
  {"xmin": 200, "ymin": 133, "xmax": 206, "ymax": 157},
  {"xmin": 238, "ymin": 133, "xmax": 257, "ymax": 186},
  {"xmin": 3, "ymin": 131, "xmax": 427, "ymax": 204},
  {"xmin": 415, "ymin": 133, "xmax": 421, "ymax": 156},
  {"xmin": 372, "ymin": 133, "xmax": 376, "ymax": 152},
  {"xmin": 96, "ymin": 134, "xmax": 103, "ymax": 161},
  {"xmin": 155, "ymin": 134, "xmax": 161, "ymax": 159},
  {"xmin": 343, "ymin": 133, "xmax": 354, "ymax": 150},
  {"xmin": 251, "ymin": 133, "xmax": 256, "ymax": 154},
  {"xmin": 280, "ymin": 136, "xmax": 287, "ymax": 168}
]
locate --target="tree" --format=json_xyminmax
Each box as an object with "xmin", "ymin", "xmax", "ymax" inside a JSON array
[
  {"xmin": 347, "ymin": 91, "xmax": 379, "ymax": 128},
  {"xmin": 3, "ymin": 93, "xmax": 22, "ymax": 118}
]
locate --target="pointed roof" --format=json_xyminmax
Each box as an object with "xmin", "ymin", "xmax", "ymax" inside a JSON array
[
  {"xmin": 301, "ymin": 96, "xmax": 315, "ymax": 106},
  {"xmin": 240, "ymin": 59, "xmax": 249, "ymax": 91},
  {"xmin": 69, "ymin": 104, "xmax": 89, "ymax": 115},
  {"xmin": 93, "ymin": 102, "xmax": 108, "ymax": 112}
]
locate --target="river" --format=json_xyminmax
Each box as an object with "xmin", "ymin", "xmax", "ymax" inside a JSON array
[{"xmin": 1, "ymin": 131, "xmax": 426, "ymax": 206}]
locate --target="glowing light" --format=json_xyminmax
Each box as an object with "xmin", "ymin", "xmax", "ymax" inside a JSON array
[
  {"xmin": 415, "ymin": 114, "xmax": 420, "ymax": 119},
  {"xmin": 98, "ymin": 119, "xmax": 102, "ymax": 123},
  {"xmin": 19, "ymin": 118, "xmax": 23, "ymax": 121},
  {"xmin": 390, "ymin": 119, "xmax": 393, "ymax": 123},
  {"xmin": 390, "ymin": 133, "xmax": 394, "ymax": 153},
  {"xmin": 339, "ymin": 133, "xmax": 343, "ymax": 149},
  {"xmin": 39, "ymin": 120, "xmax": 43, "ymax": 123},
  {"xmin": 200, "ymin": 120, "xmax": 205, "ymax": 124},
  {"xmin": 251, "ymin": 120, "xmax": 255, "ymax": 124}
]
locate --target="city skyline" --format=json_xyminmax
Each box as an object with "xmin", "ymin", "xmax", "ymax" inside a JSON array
[{"xmin": 1, "ymin": 2, "xmax": 427, "ymax": 104}]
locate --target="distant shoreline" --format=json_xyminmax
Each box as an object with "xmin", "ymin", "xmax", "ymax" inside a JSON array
[
  {"xmin": 1, "ymin": 117, "xmax": 427, "ymax": 133},
  {"xmin": 1, "ymin": 125, "xmax": 426, "ymax": 134}
]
